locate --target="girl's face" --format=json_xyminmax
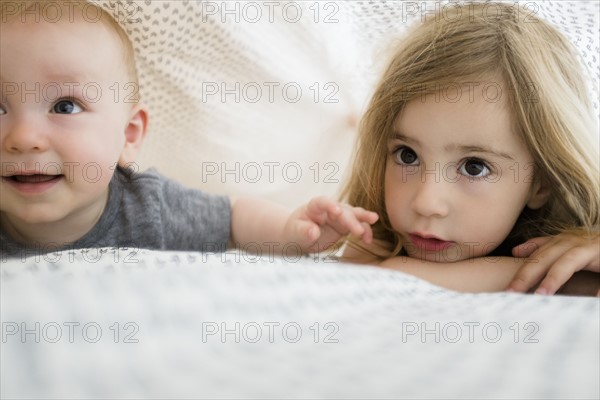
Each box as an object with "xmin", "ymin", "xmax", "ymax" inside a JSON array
[{"xmin": 384, "ymin": 85, "xmax": 548, "ymax": 262}]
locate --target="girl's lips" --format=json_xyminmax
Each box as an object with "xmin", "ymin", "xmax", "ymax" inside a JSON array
[
  {"xmin": 408, "ymin": 233, "xmax": 454, "ymax": 252},
  {"xmin": 2, "ymin": 174, "xmax": 64, "ymax": 194}
]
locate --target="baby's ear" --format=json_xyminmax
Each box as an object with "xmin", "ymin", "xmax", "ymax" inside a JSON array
[
  {"xmin": 527, "ymin": 175, "xmax": 550, "ymax": 210},
  {"xmin": 118, "ymin": 103, "xmax": 149, "ymax": 167}
]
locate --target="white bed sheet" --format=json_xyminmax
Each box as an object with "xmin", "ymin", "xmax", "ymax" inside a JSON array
[{"xmin": 1, "ymin": 248, "xmax": 598, "ymax": 399}]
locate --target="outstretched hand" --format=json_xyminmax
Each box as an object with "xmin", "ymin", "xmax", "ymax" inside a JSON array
[
  {"xmin": 507, "ymin": 232, "xmax": 600, "ymax": 296},
  {"xmin": 284, "ymin": 196, "xmax": 379, "ymax": 253}
]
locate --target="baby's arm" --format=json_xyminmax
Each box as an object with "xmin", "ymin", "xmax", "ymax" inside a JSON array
[{"xmin": 229, "ymin": 196, "xmax": 378, "ymax": 255}]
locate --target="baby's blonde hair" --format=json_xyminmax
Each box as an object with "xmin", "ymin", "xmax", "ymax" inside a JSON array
[
  {"xmin": 341, "ymin": 2, "xmax": 599, "ymax": 257},
  {"xmin": 0, "ymin": 0, "xmax": 139, "ymax": 91}
]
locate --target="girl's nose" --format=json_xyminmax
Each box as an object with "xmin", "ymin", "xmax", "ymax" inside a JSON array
[{"xmin": 410, "ymin": 171, "xmax": 450, "ymax": 218}]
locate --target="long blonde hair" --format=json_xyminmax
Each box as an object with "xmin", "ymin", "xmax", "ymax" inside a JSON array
[{"xmin": 341, "ymin": 2, "xmax": 600, "ymax": 258}]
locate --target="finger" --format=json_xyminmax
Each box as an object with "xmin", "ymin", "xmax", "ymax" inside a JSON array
[
  {"xmin": 359, "ymin": 222, "xmax": 374, "ymax": 244},
  {"xmin": 335, "ymin": 207, "xmax": 378, "ymax": 239},
  {"xmin": 352, "ymin": 207, "xmax": 379, "ymax": 225},
  {"xmin": 306, "ymin": 196, "xmax": 341, "ymax": 219},
  {"xmin": 512, "ymin": 236, "xmax": 552, "ymax": 258},
  {"xmin": 290, "ymin": 219, "xmax": 321, "ymax": 244},
  {"xmin": 535, "ymin": 247, "xmax": 597, "ymax": 295},
  {"xmin": 306, "ymin": 201, "xmax": 376, "ymax": 239},
  {"xmin": 506, "ymin": 259, "xmax": 548, "ymax": 293},
  {"xmin": 335, "ymin": 207, "xmax": 366, "ymax": 237},
  {"xmin": 507, "ymin": 239, "xmax": 575, "ymax": 292}
]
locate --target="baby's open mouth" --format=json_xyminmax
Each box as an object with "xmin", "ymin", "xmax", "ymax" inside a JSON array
[
  {"xmin": 2, "ymin": 173, "xmax": 65, "ymax": 193},
  {"xmin": 8, "ymin": 174, "xmax": 64, "ymax": 183}
]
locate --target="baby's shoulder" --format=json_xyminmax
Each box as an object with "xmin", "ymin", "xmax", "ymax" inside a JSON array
[{"xmin": 114, "ymin": 166, "xmax": 169, "ymax": 191}]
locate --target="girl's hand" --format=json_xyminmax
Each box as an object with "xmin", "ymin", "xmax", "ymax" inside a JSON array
[
  {"xmin": 284, "ymin": 196, "xmax": 379, "ymax": 253},
  {"xmin": 507, "ymin": 232, "xmax": 600, "ymax": 295}
]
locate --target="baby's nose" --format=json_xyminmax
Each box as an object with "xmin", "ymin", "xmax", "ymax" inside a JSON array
[{"xmin": 3, "ymin": 120, "xmax": 50, "ymax": 154}]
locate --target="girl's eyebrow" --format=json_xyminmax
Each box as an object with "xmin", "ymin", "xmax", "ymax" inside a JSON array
[
  {"xmin": 454, "ymin": 144, "xmax": 516, "ymax": 161},
  {"xmin": 390, "ymin": 132, "xmax": 419, "ymax": 146},
  {"xmin": 390, "ymin": 132, "xmax": 516, "ymax": 161}
]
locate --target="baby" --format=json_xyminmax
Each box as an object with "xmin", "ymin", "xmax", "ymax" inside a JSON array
[{"xmin": 0, "ymin": 0, "xmax": 378, "ymax": 260}]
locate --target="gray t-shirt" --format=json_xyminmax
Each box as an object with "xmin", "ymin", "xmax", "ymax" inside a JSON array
[{"xmin": 1, "ymin": 167, "xmax": 231, "ymax": 260}]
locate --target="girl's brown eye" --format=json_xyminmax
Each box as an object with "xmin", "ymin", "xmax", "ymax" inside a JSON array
[
  {"xmin": 394, "ymin": 146, "xmax": 418, "ymax": 165},
  {"xmin": 461, "ymin": 159, "xmax": 490, "ymax": 178}
]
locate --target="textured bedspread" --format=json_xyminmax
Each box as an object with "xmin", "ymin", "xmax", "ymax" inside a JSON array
[{"xmin": 1, "ymin": 248, "xmax": 598, "ymax": 399}]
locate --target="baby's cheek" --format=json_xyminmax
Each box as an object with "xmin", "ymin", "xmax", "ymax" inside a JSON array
[
  {"xmin": 80, "ymin": 164, "xmax": 111, "ymax": 188},
  {"xmin": 62, "ymin": 159, "xmax": 115, "ymax": 193}
]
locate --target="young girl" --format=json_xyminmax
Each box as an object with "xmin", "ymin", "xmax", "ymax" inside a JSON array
[{"xmin": 340, "ymin": 2, "xmax": 599, "ymax": 296}]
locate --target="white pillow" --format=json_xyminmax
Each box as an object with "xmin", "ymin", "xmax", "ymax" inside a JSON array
[{"xmin": 97, "ymin": 0, "xmax": 599, "ymax": 208}]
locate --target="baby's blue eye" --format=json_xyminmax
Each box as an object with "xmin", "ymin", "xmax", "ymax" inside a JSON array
[
  {"xmin": 52, "ymin": 99, "xmax": 83, "ymax": 114},
  {"xmin": 393, "ymin": 146, "xmax": 419, "ymax": 166},
  {"xmin": 460, "ymin": 159, "xmax": 490, "ymax": 178}
]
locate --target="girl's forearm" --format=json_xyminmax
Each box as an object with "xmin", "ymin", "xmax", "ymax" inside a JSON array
[
  {"xmin": 378, "ymin": 256, "xmax": 598, "ymax": 295},
  {"xmin": 378, "ymin": 256, "xmax": 524, "ymax": 293}
]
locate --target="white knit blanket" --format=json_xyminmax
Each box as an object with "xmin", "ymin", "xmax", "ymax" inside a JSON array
[{"xmin": 2, "ymin": 248, "xmax": 599, "ymax": 399}]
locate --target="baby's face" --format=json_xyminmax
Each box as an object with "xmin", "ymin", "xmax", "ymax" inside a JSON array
[
  {"xmin": 0, "ymin": 15, "xmax": 135, "ymax": 228},
  {"xmin": 384, "ymin": 82, "xmax": 547, "ymax": 262}
]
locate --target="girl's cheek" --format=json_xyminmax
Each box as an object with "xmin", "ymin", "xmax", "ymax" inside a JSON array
[{"xmin": 458, "ymin": 178, "xmax": 497, "ymax": 197}]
